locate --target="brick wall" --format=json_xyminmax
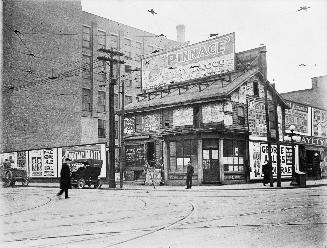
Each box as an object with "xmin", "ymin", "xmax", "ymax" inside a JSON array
[{"xmin": 2, "ymin": 0, "xmax": 83, "ymax": 152}]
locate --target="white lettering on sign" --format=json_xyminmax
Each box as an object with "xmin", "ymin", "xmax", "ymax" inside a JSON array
[{"xmin": 142, "ymin": 33, "xmax": 235, "ymax": 90}]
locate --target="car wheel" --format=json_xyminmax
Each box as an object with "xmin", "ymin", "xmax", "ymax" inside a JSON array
[{"xmin": 77, "ymin": 179, "xmax": 85, "ymax": 189}]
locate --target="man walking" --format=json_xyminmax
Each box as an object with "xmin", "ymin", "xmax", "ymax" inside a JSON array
[
  {"xmin": 186, "ymin": 161, "xmax": 194, "ymax": 189},
  {"xmin": 57, "ymin": 158, "xmax": 72, "ymax": 199}
]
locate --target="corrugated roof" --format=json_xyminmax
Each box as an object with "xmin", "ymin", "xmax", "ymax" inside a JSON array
[{"xmin": 125, "ymin": 68, "xmax": 259, "ymax": 113}]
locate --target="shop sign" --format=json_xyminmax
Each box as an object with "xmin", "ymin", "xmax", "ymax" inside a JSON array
[
  {"xmin": 249, "ymin": 142, "xmax": 297, "ymax": 180},
  {"xmin": 142, "ymin": 33, "xmax": 235, "ymax": 90},
  {"xmin": 300, "ymin": 135, "xmax": 327, "ymax": 147}
]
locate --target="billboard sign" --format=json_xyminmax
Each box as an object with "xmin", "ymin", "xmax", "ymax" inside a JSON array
[
  {"xmin": 249, "ymin": 142, "xmax": 298, "ymax": 180},
  {"xmin": 142, "ymin": 33, "xmax": 235, "ymax": 90}
]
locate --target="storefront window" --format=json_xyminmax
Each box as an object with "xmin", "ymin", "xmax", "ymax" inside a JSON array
[
  {"xmin": 169, "ymin": 140, "xmax": 196, "ymax": 173},
  {"xmin": 223, "ymin": 139, "xmax": 245, "ymax": 172}
]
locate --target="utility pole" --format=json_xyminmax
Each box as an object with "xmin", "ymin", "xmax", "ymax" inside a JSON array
[
  {"xmin": 264, "ymin": 80, "xmax": 273, "ymax": 187},
  {"xmin": 98, "ymin": 48, "xmax": 124, "ymax": 188},
  {"xmin": 272, "ymin": 88, "xmax": 282, "ymax": 187},
  {"xmin": 119, "ymin": 77, "xmax": 125, "ymax": 189}
]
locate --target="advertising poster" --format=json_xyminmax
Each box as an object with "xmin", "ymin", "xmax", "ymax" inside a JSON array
[
  {"xmin": 17, "ymin": 151, "xmax": 28, "ymax": 169},
  {"xmin": 173, "ymin": 107, "xmax": 193, "ymax": 127},
  {"xmin": 124, "ymin": 117, "xmax": 135, "ymax": 135},
  {"xmin": 28, "ymin": 149, "xmax": 58, "ymax": 177},
  {"xmin": 313, "ymin": 108, "xmax": 327, "ymax": 137},
  {"xmin": 142, "ymin": 33, "xmax": 235, "ymax": 90},
  {"xmin": 285, "ymin": 101, "xmax": 310, "ymax": 135},
  {"xmin": 60, "ymin": 144, "xmax": 106, "ymax": 178},
  {"xmin": 247, "ymin": 98, "xmax": 267, "ymax": 138},
  {"xmin": 249, "ymin": 142, "xmax": 298, "ymax": 180},
  {"xmin": 142, "ymin": 113, "xmax": 161, "ymax": 132},
  {"xmin": 29, "ymin": 150, "xmax": 43, "ymax": 177}
]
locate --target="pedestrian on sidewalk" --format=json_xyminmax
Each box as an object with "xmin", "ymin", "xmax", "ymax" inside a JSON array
[
  {"xmin": 262, "ymin": 159, "xmax": 271, "ymax": 186},
  {"xmin": 186, "ymin": 161, "xmax": 194, "ymax": 189},
  {"xmin": 312, "ymin": 153, "xmax": 322, "ymax": 180},
  {"xmin": 57, "ymin": 158, "xmax": 72, "ymax": 199}
]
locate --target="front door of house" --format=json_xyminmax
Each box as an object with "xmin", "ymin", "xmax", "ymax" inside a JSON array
[{"xmin": 202, "ymin": 139, "xmax": 220, "ymax": 183}]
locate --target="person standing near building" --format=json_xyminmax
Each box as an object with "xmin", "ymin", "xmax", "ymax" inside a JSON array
[
  {"xmin": 57, "ymin": 158, "xmax": 72, "ymax": 199},
  {"xmin": 186, "ymin": 161, "xmax": 194, "ymax": 189},
  {"xmin": 312, "ymin": 153, "xmax": 321, "ymax": 180},
  {"xmin": 262, "ymin": 159, "xmax": 271, "ymax": 186}
]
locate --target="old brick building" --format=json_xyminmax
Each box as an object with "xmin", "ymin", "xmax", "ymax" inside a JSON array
[
  {"xmin": 281, "ymin": 75, "xmax": 327, "ymax": 178},
  {"xmin": 122, "ymin": 35, "xmax": 289, "ymax": 185},
  {"xmin": 1, "ymin": 0, "xmax": 184, "ymax": 179}
]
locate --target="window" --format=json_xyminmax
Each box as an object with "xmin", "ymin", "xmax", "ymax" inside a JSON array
[
  {"xmin": 98, "ymin": 119, "xmax": 106, "ymax": 138},
  {"xmin": 253, "ymin": 81, "xmax": 259, "ymax": 97},
  {"xmin": 82, "ymin": 55, "xmax": 91, "ymax": 79},
  {"xmin": 223, "ymin": 139, "xmax": 245, "ymax": 172},
  {"xmin": 98, "ymin": 91, "xmax": 106, "ymax": 112},
  {"xmin": 98, "ymin": 30, "xmax": 106, "ymax": 49},
  {"xmin": 110, "ymin": 34, "xmax": 118, "ymax": 49},
  {"xmin": 135, "ymin": 41, "xmax": 142, "ymax": 49},
  {"xmin": 125, "ymin": 95, "xmax": 132, "ymax": 105},
  {"xmin": 115, "ymin": 121, "xmax": 118, "ymax": 139},
  {"xmin": 125, "ymin": 65, "xmax": 131, "ymax": 73},
  {"xmin": 114, "ymin": 93, "xmax": 118, "ymax": 110},
  {"xmin": 169, "ymin": 140, "xmax": 197, "ymax": 173},
  {"xmin": 237, "ymin": 106, "xmax": 245, "ymax": 125},
  {"xmin": 82, "ymin": 26, "xmax": 91, "ymax": 49},
  {"xmin": 124, "ymin": 38, "xmax": 131, "ymax": 47},
  {"xmin": 82, "ymin": 88, "xmax": 92, "ymax": 111}
]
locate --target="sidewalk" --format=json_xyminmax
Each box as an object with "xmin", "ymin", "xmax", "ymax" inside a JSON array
[{"xmin": 26, "ymin": 178, "xmax": 327, "ymax": 191}]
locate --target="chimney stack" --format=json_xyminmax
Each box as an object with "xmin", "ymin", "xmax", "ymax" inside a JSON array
[{"xmin": 176, "ymin": 24, "xmax": 185, "ymax": 42}]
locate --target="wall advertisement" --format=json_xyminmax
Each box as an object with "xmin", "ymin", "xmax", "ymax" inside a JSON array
[
  {"xmin": 142, "ymin": 33, "xmax": 235, "ymax": 90},
  {"xmin": 285, "ymin": 101, "xmax": 310, "ymax": 135},
  {"xmin": 249, "ymin": 142, "xmax": 298, "ymax": 180},
  {"xmin": 313, "ymin": 108, "xmax": 327, "ymax": 137},
  {"xmin": 29, "ymin": 149, "xmax": 57, "ymax": 177},
  {"xmin": 60, "ymin": 143, "xmax": 106, "ymax": 178},
  {"xmin": 248, "ymin": 98, "xmax": 267, "ymax": 138},
  {"xmin": 173, "ymin": 107, "xmax": 193, "ymax": 127}
]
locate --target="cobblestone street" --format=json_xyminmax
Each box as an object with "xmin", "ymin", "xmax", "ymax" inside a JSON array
[{"xmin": 1, "ymin": 180, "xmax": 327, "ymax": 248}]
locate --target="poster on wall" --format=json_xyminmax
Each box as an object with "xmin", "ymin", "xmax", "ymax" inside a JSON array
[
  {"xmin": 247, "ymin": 98, "xmax": 267, "ymax": 138},
  {"xmin": 59, "ymin": 144, "xmax": 106, "ymax": 178},
  {"xmin": 142, "ymin": 33, "xmax": 235, "ymax": 90},
  {"xmin": 142, "ymin": 113, "xmax": 161, "ymax": 132},
  {"xmin": 285, "ymin": 101, "xmax": 310, "ymax": 135},
  {"xmin": 313, "ymin": 108, "xmax": 327, "ymax": 137},
  {"xmin": 29, "ymin": 149, "xmax": 58, "ymax": 177},
  {"xmin": 124, "ymin": 117, "xmax": 135, "ymax": 135},
  {"xmin": 173, "ymin": 107, "xmax": 193, "ymax": 127},
  {"xmin": 249, "ymin": 142, "xmax": 298, "ymax": 180}
]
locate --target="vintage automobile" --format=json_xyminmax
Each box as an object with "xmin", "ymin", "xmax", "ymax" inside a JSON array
[
  {"xmin": 1, "ymin": 166, "xmax": 29, "ymax": 187},
  {"xmin": 70, "ymin": 159, "xmax": 103, "ymax": 189}
]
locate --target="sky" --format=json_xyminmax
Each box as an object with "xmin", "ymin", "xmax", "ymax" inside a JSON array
[{"xmin": 81, "ymin": 0, "xmax": 327, "ymax": 93}]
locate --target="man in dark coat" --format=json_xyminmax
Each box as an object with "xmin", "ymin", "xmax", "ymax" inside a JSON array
[
  {"xmin": 186, "ymin": 161, "xmax": 194, "ymax": 189},
  {"xmin": 57, "ymin": 158, "xmax": 72, "ymax": 199},
  {"xmin": 312, "ymin": 153, "xmax": 321, "ymax": 180},
  {"xmin": 262, "ymin": 159, "xmax": 271, "ymax": 186}
]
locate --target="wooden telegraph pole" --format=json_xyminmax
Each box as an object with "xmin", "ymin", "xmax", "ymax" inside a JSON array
[
  {"xmin": 264, "ymin": 81, "xmax": 273, "ymax": 187},
  {"xmin": 98, "ymin": 48, "xmax": 124, "ymax": 188}
]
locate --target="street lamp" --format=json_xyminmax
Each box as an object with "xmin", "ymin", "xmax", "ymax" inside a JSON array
[{"xmin": 284, "ymin": 125, "xmax": 301, "ymax": 185}]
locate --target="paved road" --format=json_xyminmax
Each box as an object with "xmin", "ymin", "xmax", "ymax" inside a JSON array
[{"xmin": 1, "ymin": 181, "xmax": 327, "ymax": 248}]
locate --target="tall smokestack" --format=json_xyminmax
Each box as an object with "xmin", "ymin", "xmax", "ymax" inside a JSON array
[{"xmin": 176, "ymin": 24, "xmax": 185, "ymax": 42}]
